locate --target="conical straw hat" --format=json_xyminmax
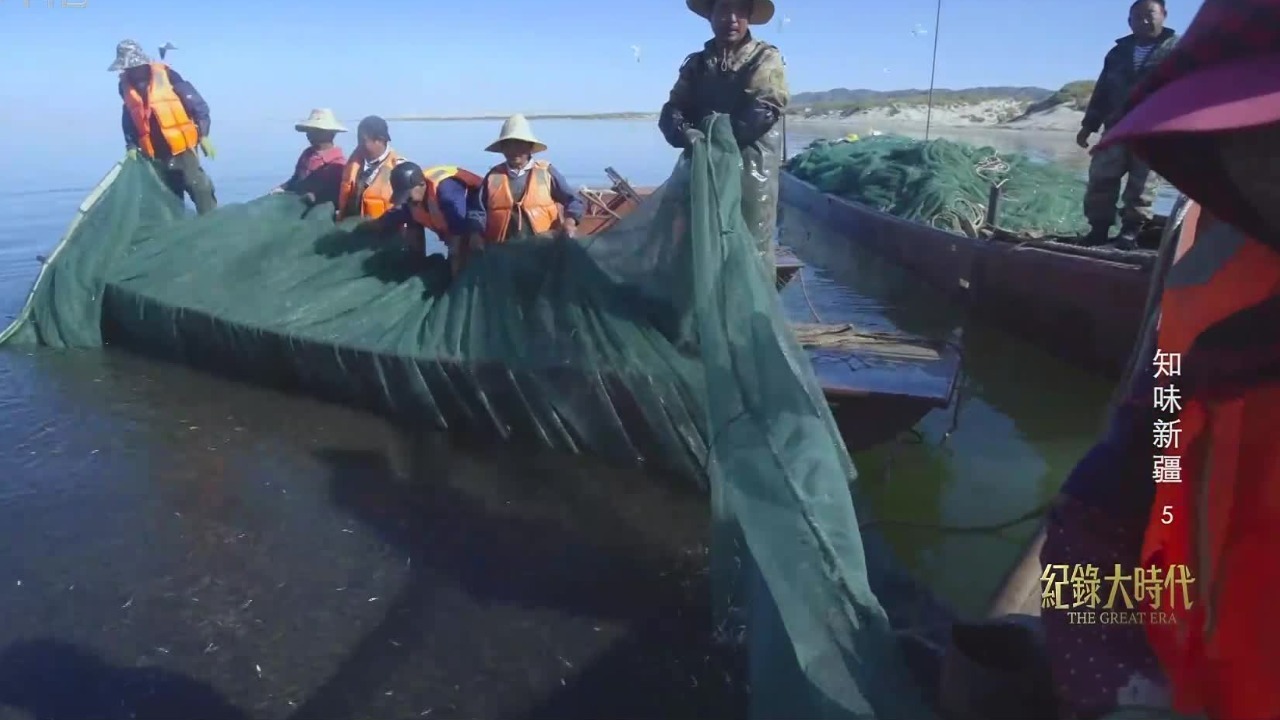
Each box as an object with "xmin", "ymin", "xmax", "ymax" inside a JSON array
[
  {"xmin": 484, "ymin": 114, "xmax": 548, "ymax": 154},
  {"xmin": 295, "ymin": 108, "xmax": 347, "ymax": 133}
]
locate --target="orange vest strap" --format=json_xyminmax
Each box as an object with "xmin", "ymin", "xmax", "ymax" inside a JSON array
[
  {"xmin": 1140, "ymin": 201, "xmax": 1280, "ymax": 720},
  {"xmin": 482, "ymin": 162, "xmax": 560, "ymax": 243},
  {"xmin": 122, "ymin": 63, "xmax": 198, "ymax": 158},
  {"xmin": 337, "ymin": 150, "xmax": 400, "ymax": 220}
]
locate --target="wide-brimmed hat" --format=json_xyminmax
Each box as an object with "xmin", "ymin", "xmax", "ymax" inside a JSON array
[
  {"xmin": 108, "ymin": 39, "xmax": 151, "ymax": 72},
  {"xmin": 686, "ymin": 0, "xmax": 776, "ymax": 25},
  {"xmin": 294, "ymin": 109, "xmax": 347, "ymax": 133},
  {"xmin": 1095, "ymin": 0, "xmax": 1280, "ymax": 243},
  {"xmin": 485, "ymin": 114, "xmax": 548, "ymax": 154}
]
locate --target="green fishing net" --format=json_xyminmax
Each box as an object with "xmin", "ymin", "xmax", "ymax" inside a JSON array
[
  {"xmin": 786, "ymin": 135, "xmax": 1091, "ymax": 237},
  {"xmin": 1, "ymin": 114, "xmax": 934, "ymax": 719}
]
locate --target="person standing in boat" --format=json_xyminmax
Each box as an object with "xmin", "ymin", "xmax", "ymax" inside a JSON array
[
  {"xmin": 111, "ymin": 39, "xmax": 218, "ymax": 215},
  {"xmin": 376, "ymin": 161, "xmax": 483, "ymax": 275},
  {"xmin": 466, "ymin": 114, "xmax": 584, "ymax": 246},
  {"xmin": 1076, "ymin": 0, "xmax": 1178, "ymax": 249},
  {"xmin": 335, "ymin": 115, "xmax": 404, "ymax": 221},
  {"xmin": 658, "ymin": 0, "xmax": 788, "ymax": 277},
  {"xmin": 269, "ymin": 109, "xmax": 348, "ymax": 209},
  {"xmin": 1042, "ymin": 0, "xmax": 1280, "ymax": 716}
]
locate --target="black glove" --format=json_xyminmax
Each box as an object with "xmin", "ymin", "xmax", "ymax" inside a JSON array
[
  {"xmin": 731, "ymin": 103, "xmax": 781, "ymax": 148},
  {"xmin": 660, "ymin": 105, "xmax": 694, "ymax": 149}
]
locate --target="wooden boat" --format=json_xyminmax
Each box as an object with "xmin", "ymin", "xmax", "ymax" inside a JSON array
[
  {"xmin": 578, "ymin": 167, "xmax": 963, "ymax": 453},
  {"xmin": 578, "ymin": 167, "xmax": 804, "ymax": 291},
  {"xmin": 780, "ymin": 171, "xmax": 1164, "ymax": 378}
]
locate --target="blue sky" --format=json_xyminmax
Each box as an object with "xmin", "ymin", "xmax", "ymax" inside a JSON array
[{"xmin": 1, "ymin": 0, "xmax": 1201, "ymax": 136}]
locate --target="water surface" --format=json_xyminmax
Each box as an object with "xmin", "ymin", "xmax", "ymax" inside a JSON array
[{"xmin": 0, "ymin": 119, "xmax": 1120, "ymax": 717}]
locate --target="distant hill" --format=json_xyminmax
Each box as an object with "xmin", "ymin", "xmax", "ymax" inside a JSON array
[
  {"xmin": 787, "ymin": 82, "xmax": 1099, "ymax": 129},
  {"xmin": 390, "ymin": 111, "xmax": 655, "ymax": 122},
  {"xmin": 789, "ymin": 86, "xmax": 1056, "ymax": 113},
  {"xmin": 1018, "ymin": 80, "xmax": 1096, "ymax": 114},
  {"xmin": 387, "ymin": 83, "xmax": 1099, "ymax": 128}
]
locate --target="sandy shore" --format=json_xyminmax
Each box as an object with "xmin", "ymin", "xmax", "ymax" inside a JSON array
[
  {"xmin": 789, "ymin": 101, "xmax": 1086, "ymax": 134},
  {"xmin": 784, "ymin": 119, "xmax": 1090, "ymax": 171},
  {"xmin": 393, "ymin": 101, "xmax": 1088, "ymax": 136}
]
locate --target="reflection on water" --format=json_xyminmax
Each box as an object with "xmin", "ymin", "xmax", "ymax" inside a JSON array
[
  {"xmin": 779, "ymin": 208, "xmax": 1111, "ymax": 616},
  {"xmin": 0, "ymin": 119, "xmax": 1122, "ymax": 714},
  {"xmin": 0, "ymin": 349, "xmax": 746, "ymax": 718}
]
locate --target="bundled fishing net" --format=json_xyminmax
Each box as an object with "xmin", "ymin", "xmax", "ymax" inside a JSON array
[
  {"xmin": 786, "ymin": 135, "xmax": 1091, "ymax": 238},
  {"xmin": 1, "ymin": 115, "xmax": 937, "ymax": 719}
]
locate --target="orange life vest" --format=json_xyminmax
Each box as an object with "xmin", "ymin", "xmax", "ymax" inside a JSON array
[
  {"xmin": 1141, "ymin": 201, "xmax": 1280, "ymax": 720},
  {"xmin": 122, "ymin": 63, "xmax": 199, "ymax": 159},
  {"xmin": 482, "ymin": 161, "xmax": 562, "ymax": 243},
  {"xmin": 407, "ymin": 165, "xmax": 483, "ymax": 241},
  {"xmin": 336, "ymin": 149, "xmax": 402, "ymax": 221}
]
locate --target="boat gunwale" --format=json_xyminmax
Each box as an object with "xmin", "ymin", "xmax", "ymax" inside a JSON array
[
  {"xmin": 581, "ymin": 175, "xmax": 963, "ymax": 409},
  {"xmin": 780, "ymin": 171, "xmax": 1160, "ymax": 272}
]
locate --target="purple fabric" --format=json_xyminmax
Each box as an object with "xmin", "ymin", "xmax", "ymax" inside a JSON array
[
  {"xmin": 294, "ymin": 145, "xmax": 346, "ymax": 178},
  {"xmin": 1040, "ymin": 370, "xmax": 1165, "ymax": 719},
  {"xmin": 280, "ymin": 146, "xmax": 345, "ymax": 205},
  {"xmin": 1057, "ymin": 371, "xmax": 1156, "ymax": 513}
]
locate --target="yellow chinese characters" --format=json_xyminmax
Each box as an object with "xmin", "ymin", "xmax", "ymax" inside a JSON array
[{"xmin": 1041, "ymin": 563, "xmax": 1195, "ymax": 611}]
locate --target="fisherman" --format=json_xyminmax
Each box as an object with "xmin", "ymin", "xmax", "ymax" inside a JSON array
[
  {"xmin": 269, "ymin": 109, "xmax": 347, "ymax": 208},
  {"xmin": 658, "ymin": 0, "xmax": 788, "ymax": 277},
  {"xmin": 1076, "ymin": 0, "xmax": 1178, "ymax": 248},
  {"xmin": 111, "ymin": 39, "xmax": 218, "ymax": 215},
  {"xmin": 1043, "ymin": 0, "xmax": 1280, "ymax": 717},
  {"xmin": 377, "ymin": 161, "xmax": 483, "ymax": 275},
  {"xmin": 467, "ymin": 114, "xmax": 584, "ymax": 246},
  {"xmin": 335, "ymin": 115, "xmax": 403, "ymax": 221}
]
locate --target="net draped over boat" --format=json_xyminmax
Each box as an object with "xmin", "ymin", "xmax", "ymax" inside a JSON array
[
  {"xmin": 0, "ymin": 115, "xmax": 934, "ymax": 719},
  {"xmin": 786, "ymin": 135, "xmax": 1092, "ymax": 238}
]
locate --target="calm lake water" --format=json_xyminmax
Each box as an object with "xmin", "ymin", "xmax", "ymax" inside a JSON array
[{"xmin": 0, "ymin": 119, "xmax": 1131, "ymax": 718}]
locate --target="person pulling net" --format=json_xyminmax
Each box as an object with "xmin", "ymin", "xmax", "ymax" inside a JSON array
[{"xmin": 0, "ymin": 114, "xmax": 936, "ymax": 720}]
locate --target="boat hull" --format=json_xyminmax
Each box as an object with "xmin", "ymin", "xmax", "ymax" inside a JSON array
[
  {"xmin": 578, "ymin": 186, "xmax": 803, "ymax": 291},
  {"xmin": 581, "ymin": 173, "xmax": 962, "ymax": 455},
  {"xmin": 780, "ymin": 172, "xmax": 1157, "ymax": 377}
]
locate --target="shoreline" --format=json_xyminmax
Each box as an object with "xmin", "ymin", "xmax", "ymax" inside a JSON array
[
  {"xmin": 786, "ymin": 116, "xmax": 1076, "ymax": 135},
  {"xmin": 387, "ymin": 104, "xmax": 1084, "ymax": 135},
  {"xmin": 388, "ymin": 112, "xmax": 658, "ymax": 122}
]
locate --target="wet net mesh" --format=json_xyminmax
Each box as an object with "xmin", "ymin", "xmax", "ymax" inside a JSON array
[
  {"xmin": 786, "ymin": 135, "xmax": 1091, "ymax": 238},
  {"xmin": 0, "ymin": 115, "xmax": 934, "ymax": 719}
]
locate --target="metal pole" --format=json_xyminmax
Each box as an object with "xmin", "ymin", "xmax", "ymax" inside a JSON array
[
  {"xmin": 782, "ymin": 112, "xmax": 788, "ymax": 160},
  {"xmin": 924, "ymin": 0, "xmax": 942, "ymax": 141}
]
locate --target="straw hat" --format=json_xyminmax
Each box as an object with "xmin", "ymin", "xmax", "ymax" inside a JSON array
[
  {"xmin": 295, "ymin": 109, "xmax": 347, "ymax": 133},
  {"xmin": 485, "ymin": 114, "xmax": 548, "ymax": 154},
  {"xmin": 686, "ymin": 0, "xmax": 775, "ymax": 25}
]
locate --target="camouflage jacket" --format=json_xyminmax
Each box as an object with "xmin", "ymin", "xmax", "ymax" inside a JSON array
[
  {"xmin": 658, "ymin": 36, "xmax": 788, "ymax": 152},
  {"xmin": 1082, "ymin": 28, "xmax": 1178, "ymax": 133}
]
